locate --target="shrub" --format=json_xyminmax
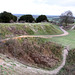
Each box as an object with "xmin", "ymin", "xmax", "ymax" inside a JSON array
[
  {"xmin": 19, "ymin": 15, "xmax": 35, "ymax": 23},
  {"xmin": 36, "ymin": 15, "xmax": 49, "ymax": 22},
  {"xmin": 0, "ymin": 11, "xmax": 17, "ymax": 23}
]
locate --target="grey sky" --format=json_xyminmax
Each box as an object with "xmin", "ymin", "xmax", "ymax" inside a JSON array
[
  {"xmin": 34, "ymin": 0, "xmax": 75, "ymax": 6},
  {"xmin": 0, "ymin": 0, "xmax": 75, "ymax": 15}
]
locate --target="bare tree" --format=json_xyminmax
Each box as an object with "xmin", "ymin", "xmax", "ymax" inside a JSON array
[{"xmin": 60, "ymin": 10, "xmax": 74, "ymax": 27}]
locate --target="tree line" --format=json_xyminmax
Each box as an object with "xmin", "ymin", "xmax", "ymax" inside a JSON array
[
  {"xmin": 0, "ymin": 11, "xmax": 74, "ymax": 27},
  {"xmin": 0, "ymin": 11, "xmax": 48, "ymax": 23}
]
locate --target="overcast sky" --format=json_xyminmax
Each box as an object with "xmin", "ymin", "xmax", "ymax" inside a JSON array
[{"xmin": 0, "ymin": 0, "xmax": 75, "ymax": 15}]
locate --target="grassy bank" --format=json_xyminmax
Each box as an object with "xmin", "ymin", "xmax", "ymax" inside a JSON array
[{"xmin": 0, "ymin": 23, "xmax": 63, "ymax": 39}]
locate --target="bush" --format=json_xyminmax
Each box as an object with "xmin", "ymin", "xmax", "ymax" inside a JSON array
[
  {"xmin": 19, "ymin": 15, "xmax": 35, "ymax": 23},
  {"xmin": 13, "ymin": 15, "xmax": 17, "ymax": 22},
  {"xmin": 36, "ymin": 15, "xmax": 49, "ymax": 22},
  {"xmin": 0, "ymin": 11, "xmax": 17, "ymax": 23}
]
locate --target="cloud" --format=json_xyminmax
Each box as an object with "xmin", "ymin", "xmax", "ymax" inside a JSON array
[
  {"xmin": 34, "ymin": 0, "xmax": 75, "ymax": 7},
  {"xmin": 0, "ymin": 0, "xmax": 75, "ymax": 16}
]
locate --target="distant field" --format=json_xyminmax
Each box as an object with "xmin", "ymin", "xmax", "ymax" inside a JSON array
[{"xmin": 0, "ymin": 23, "xmax": 63, "ymax": 39}]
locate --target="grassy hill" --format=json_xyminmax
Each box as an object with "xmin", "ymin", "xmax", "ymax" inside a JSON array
[
  {"xmin": 0, "ymin": 23, "xmax": 64, "ymax": 75},
  {"xmin": 0, "ymin": 23, "xmax": 63, "ymax": 39}
]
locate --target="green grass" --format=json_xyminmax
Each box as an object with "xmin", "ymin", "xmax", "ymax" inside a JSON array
[
  {"xmin": 49, "ymin": 30, "xmax": 75, "ymax": 49},
  {"xmin": 32, "ymin": 23, "xmax": 63, "ymax": 35},
  {"xmin": 48, "ymin": 29, "xmax": 75, "ymax": 74},
  {"xmin": 25, "ymin": 26, "xmax": 34, "ymax": 34},
  {"xmin": 0, "ymin": 23, "xmax": 63, "ymax": 39},
  {"xmin": 0, "ymin": 65, "xmax": 15, "ymax": 75}
]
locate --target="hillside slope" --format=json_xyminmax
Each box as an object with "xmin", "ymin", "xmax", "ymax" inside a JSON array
[
  {"xmin": 0, "ymin": 23, "xmax": 63, "ymax": 39},
  {"xmin": 0, "ymin": 37, "xmax": 63, "ymax": 69},
  {"xmin": 0, "ymin": 37, "xmax": 63, "ymax": 75},
  {"xmin": 0, "ymin": 23, "xmax": 64, "ymax": 75}
]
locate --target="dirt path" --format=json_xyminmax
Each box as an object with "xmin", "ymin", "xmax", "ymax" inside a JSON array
[
  {"xmin": 0, "ymin": 59, "xmax": 4, "ymax": 65},
  {"xmin": 24, "ymin": 47, "xmax": 68, "ymax": 75},
  {"xmin": 71, "ymin": 25, "xmax": 75, "ymax": 30},
  {"xmin": 0, "ymin": 27, "xmax": 69, "ymax": 75}
]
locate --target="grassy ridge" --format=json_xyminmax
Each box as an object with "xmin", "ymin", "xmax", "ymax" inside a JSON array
[{"xmin": 0, "ymin": 23, "xmax": 63, "ymax": 39}]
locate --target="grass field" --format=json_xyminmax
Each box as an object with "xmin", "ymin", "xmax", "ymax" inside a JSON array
[{"xmin": 49, "ymin": 30, "xmax": 75, "ymax": 49}]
